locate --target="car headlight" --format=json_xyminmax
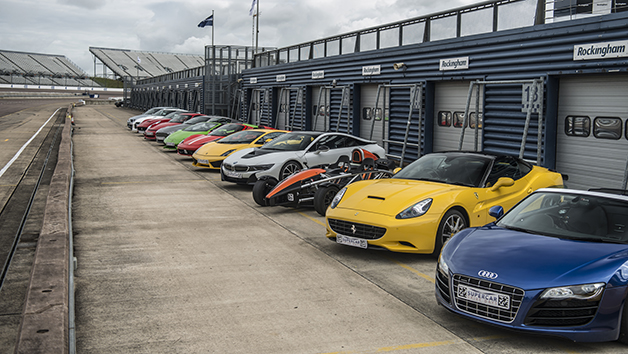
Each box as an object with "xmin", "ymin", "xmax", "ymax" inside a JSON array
[
  {"xmin": 250, "ymin": 164, "xmax": 274, "ymax": 171},
  {"xmin": 220, "ymin": 149, "xmax": 236, "ymax": 157},
  {"xmin": 330, "ymin": 187, "xmax": 347, "ymax": 209},
  {"xmin": 396, "ymin": 198, "xmax": 433, "ymax": 219},
  {"xmin": 438, "ymin": 255, "xmax": 449, "ymax": 277},
  {"xmin": 540, "ymin": 283, "xmax": 605, "ymax": 300}
]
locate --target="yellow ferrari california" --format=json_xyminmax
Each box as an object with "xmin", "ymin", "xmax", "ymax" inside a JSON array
[
  {"xmin": 325, "ymin": 151, "xmax": 565, "ymax": 254},
  {"xmin": 192, "ymin": 129, "xmax": 288, "ymax": 169}
]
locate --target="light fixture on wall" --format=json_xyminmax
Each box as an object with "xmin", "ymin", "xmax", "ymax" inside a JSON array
[
  {"xmin": 393, "ymin": 62, "xmax": 407, "ymax": 71},
  {"xmin": 331, "ymin": 79, "xmax": 338, "ymax": 88}
]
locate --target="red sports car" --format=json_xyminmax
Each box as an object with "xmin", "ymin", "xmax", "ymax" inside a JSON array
[
  {"xmin": 176, "ymin": 123, "xmax": 261, "ymax": 156},
  {"xmin": 143, "ymin": 112, "xmax": 203, "ymax": 140}
]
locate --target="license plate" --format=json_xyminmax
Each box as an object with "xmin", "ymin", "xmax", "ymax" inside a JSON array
[
  {"xmin": 198, "ymin": 159, "xmax": 209, "ymax": 165},
  {"xmin": 225, "ymin": 170, "xmax": 242, "ymax": 179},
  {"xmin": 336, "ymin": 234, "xmax": 367, "ymax": 249},
  {"xmin": 166, "ymin": 142, "xmax": 175, "ymax": 147},
  {"xmin": 457, "ymin": 285, "xmax": 510, "ymax": 310}
]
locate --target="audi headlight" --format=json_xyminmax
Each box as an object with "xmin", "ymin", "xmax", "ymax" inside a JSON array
[
  {"xmin": 396, "ymin": 198, "xmax": 433, "ymax": 219},
  {"xmin": 330, "ymin": 187, "xmax": 347, "ymax": 209},
  {"xmin": 220, "ymin": 149, "xmax": 237, "ymax": 157},
  {"xmin": 250, "ymin": 164, "xmax": 274, "ymax": 171},
  {"xmin": 540, "ymin": 283, "xmax": 605, "ymax": 300},
  {"xmin": 438, "ymin": 255, "xmax": 449, "ymax": 277}
]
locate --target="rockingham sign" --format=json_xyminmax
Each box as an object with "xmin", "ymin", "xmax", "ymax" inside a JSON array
[
  {"xmin": 439, "ymin": 56, "xmax": 469, "ymax": 71},
  {"xmin": 573, "ymin": 40, "xmax": 628, "ymax": 60}
]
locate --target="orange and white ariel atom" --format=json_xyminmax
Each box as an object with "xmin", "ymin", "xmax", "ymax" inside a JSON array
[{"xmin": 252, "ymin": 148, "xmax": 396, "ymax": 216}]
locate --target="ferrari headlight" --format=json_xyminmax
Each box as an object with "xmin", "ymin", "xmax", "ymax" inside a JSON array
[
  {"xmin": 330, "ymin": 187, "xmax": 347, "ymax": 209},
  {"xmin": 396, "ymin": 198, "xmax": 433, "ymax": 219},
  {"xmin": 250, "ymin": 164, "xmax": 274, "ymax": 171},
  {"xmin": 220, "ymin": 149, "xmax": 236, "ymax": 157},
  {"xmin": 540, "ymin": 283, "xmax": 605, "ymax": 300}
]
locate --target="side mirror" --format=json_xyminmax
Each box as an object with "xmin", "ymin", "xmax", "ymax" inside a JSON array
[
  {"xmin": 315, "ymin": 145, "xmax": 330, "ymax": 154},
  {"xmin": 489, "ymin": 205, "xmax": 504, "ymax": 219},
  {"xmin": 393, "ymin": 167, "xmax": 402, "ymax": 174},
  {"xmin": 490, "ymin": 177, "xmax": 515, "ymax": 191}
]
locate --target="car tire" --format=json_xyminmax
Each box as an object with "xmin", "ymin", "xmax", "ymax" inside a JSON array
[
  {"xmin": 433, "ymin": 209, "xmax": 467, "ymax": 255},
  {"xmin": 618, "ymin": 298, "xmax": 628, "ymax": 344},
  {"xmin": 252, "ymin": 179, "xmax": 277, "ymax": 206},
  {"xmin": 313, "ymin": 185, "xmax": 340, "ymax": 216},
  {"xmin": 279, "ymin": 161, "xmax": 301, "ymax": 181}
]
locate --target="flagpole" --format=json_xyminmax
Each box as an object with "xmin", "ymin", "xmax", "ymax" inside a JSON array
[
  {"xmin": 255, "ymin": 0, "xmax": 259, "ymax": 53},
  {"xmin": 211, "ymin": 10, "xmax": 215, "ymax": 46}
]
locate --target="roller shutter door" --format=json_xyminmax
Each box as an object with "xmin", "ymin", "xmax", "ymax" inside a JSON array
[
  {"xmin": 556, "ymin": 74, "xmax": 628, "ymax": 190},
  {"xmin": 360, "ymin": 84, "xmax": 388, "ymax": 147},
  {"xmin": 433, "ymin": 81, "xmax": 483, "ymax": 152}
]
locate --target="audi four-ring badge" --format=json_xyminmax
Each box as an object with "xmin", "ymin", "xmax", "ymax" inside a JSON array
[{"xmin": 436, "ymin": 188, "xmax": 628, "ymax": 344}]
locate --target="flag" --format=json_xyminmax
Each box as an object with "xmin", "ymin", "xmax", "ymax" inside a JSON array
[
  {"xmin": 249, "ymin": 0, "xmax": 257, "ymax": 16},
  {"xmin": 198, "ymin": 14, "xmax": 213, "ymax": 28}
]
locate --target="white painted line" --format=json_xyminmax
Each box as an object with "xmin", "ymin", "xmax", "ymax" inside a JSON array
[{"xmin": 0, "ymin": 108, "xmax": 61, "ymax": 178}]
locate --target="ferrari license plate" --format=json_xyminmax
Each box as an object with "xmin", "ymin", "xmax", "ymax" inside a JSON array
[
  {"xmin": 336, "ymin": 234, "xmax": 367, "ymax": 249},
  {"xmin": 457, "ymin": 285, "xmax": 510, "ymax": 310},
  {"xmin": 198, "ymin": 159, "xmax": 209, "ymax": 165}
]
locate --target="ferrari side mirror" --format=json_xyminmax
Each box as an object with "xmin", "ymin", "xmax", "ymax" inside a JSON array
[{"xmin": 490, "ymin": 177, "xmax": 515, "ymax": 192}]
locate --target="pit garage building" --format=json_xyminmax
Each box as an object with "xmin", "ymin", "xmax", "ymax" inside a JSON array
[{"xmin": 132, "ymin": 0, "xmax": 628, "ymax": 191}]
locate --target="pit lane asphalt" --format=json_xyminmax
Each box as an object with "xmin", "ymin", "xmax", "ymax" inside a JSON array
[
  {"xmin": 72, "ymin": 105, "xmax": 628, "ymax": 354},
  {"xmin": 71, "ymin": 105, "xmax": 481, "ymax": 353}
]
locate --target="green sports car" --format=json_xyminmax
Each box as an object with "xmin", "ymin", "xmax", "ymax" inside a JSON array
[{"xmin": 163, "ymin": 121, "xmax": 223, "ymax": 150}]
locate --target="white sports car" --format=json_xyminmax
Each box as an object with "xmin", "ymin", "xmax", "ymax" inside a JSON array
[{"xmin": 220, "ymin": 131, "xmax": 386, "ymax": 185}]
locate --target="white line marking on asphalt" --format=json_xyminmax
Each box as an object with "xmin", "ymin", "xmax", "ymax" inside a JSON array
[{"xmin": 0, "ymin": 108, "xmax": 60, "ymax": 179}]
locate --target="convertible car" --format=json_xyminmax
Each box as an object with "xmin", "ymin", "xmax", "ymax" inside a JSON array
[
  {"xmin": 436, "ymin": 188, "xmax": 628, "ymax": 343},
  {"xmin": 192, "ymin": 129, "xmax": 288, "ymax": 169},
  {"xmin": 220, "ymin": 131, "xmax": 385, "ymax": 185},
  {"xmin": 176, "ymin": 123, "xmax": 261, "ymax": 156},
  {"xmin": 325, "ymin": 151, "xmax": 565, "ymax": 254}
]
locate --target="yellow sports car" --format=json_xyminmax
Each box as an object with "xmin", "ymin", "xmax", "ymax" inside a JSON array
[
  {"xmin": 192, "ymin": 129, "xmax": 288, "ymax": 169},
  {"xmin": 325, "ymin": 151, "xmax": 565, "ymax": 254}
]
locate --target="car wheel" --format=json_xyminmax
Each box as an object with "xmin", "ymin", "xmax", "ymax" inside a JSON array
[
  {"xmin": 252, "ymin": 179, "xmax": 277, "ymax": 207},
  {"xmin": 313, "ymin": 185, "xmax": 340, "ymax": 216},
  {"xmin": 618, "ymin": 297, "xmax": 628, "ymax": 344},
  {"xmin": 279, "ymin": 161, "xmax": 301, "ymax": 181},
  {"xmin": 433, "ymin": 209, "xmax": 467, "ymax": 255}
]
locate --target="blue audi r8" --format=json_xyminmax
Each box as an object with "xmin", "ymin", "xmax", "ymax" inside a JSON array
[{"xmin": 436, "ymin": 188, "xmax": 628, "ymax": 343}]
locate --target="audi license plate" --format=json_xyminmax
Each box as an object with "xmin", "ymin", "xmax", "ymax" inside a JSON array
[
  {"xmin": 457, "ymin": 285, "xmax": 510, "ymax": 310},
  {"xmin": 336, "ymin": 234, "xmax": 367, "ymax": 249}
]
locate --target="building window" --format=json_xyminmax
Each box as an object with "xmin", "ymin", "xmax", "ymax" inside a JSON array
[
  {"xmin": 469, "ymin": 112, "xmax": 483, "ymax": 129},
  {"xmin": 374, "ymin": 108, "xmax": 383, "ymax": 121},
  {"xmin": 437, "ymin": 111, "xmax": 451, "ymax": 127},
  {"xmin": 565, "ymin": 116, "xmax": 590, "ymax": 137},
  {"xmin": 593, "ymin": 117, "xmax": 622, "ymax": 139},
  {"xmin": 362, "ymin": 107, "xmax": 372, "ymax": 120},
  {"xmin": 453, "ymin": 112, "xmax": 466, "ymax": 128}
]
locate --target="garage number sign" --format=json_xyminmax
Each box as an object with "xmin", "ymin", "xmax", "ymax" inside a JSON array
[{"xmin": 521, "ymin": 83, "xmax": 542, "ymax": 113}]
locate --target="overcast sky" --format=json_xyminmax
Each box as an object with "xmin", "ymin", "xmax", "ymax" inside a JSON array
[{"xmin": 1, "ymin": 0, "xmax": 479, "ymax": 76}]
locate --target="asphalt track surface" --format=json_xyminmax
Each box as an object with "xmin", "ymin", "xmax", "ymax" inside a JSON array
[{"xmin": 2, "ymin": 99, "xmax": 628, "ymax": 353}]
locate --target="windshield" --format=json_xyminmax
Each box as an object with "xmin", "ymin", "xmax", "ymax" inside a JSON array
[
  {"xmin": 218, "ymin": 131, "xmax": 265, "ymax": 144},
  {"xmin": 497, "ymin": 191, "xmax": 628, "ymax": 243},
  {"xmin": 209, "ymin": 124, "xmax": 246, "ymax": 136},
  {"xmin": 261, "ymin": 132, "xmax": 319, "ymax": 151},
  {"xmin": 168, "ymin": 112, "xmax": 190, "ymax": 123},
  {"xmin": 393, "ymin": 153, "xmax": 491, "ymax": 187},
  {"xmin": 185, "ymin": 116, "xmax": 210, "ymax": 125},
  {"xmin": 184, "ymin": 121, "xmax": 220, "ymax": 132}
]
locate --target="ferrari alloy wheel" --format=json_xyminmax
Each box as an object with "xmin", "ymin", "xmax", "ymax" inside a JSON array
[
  {"xmin": 279, "ymin": 161, "xmax": 301, "ymax": 181},
  {"xmin": 434, "ymin": 209, "xmax": 467, "ymax": 255},
  {"xmin": 313, "ymin": 185, "xmax": 340, "ymax": 216},
  {"xmin": 252, "ymin": 179, "xmax": 277, "ymax": 207}
]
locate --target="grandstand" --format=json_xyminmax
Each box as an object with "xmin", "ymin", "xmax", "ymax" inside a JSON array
[
  {"xmin": 0, "ymin": 50, "xmax": 99, "ymax": 87},
  {"xmin": 89, "ymin": 47, "xmax": 204, "ymax": 80}
]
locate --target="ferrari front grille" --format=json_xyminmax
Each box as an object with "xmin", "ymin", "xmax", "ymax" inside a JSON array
[
  {"xmin": 210, "ymin": 161, "xmax": 222, "ymax": 168},
  {"xmin": 524, "ymin": 298, "xmax": 600, "ymax": 327},
  {"xmin": 327, "ymin": 218, "xmax": 386, "ymax": 240},
  {"xmin": 452, "ymin": 274, "xmax": 524, "ymax": 323}
]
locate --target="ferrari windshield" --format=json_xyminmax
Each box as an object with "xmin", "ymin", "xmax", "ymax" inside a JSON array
[
  {"xmin": 393, "ymin": 153, "xmax": 491, "ymax": 187},
  {"xmin": 184, "ymin": 121, "xmax": 220, "ymax": 132},
  {"xmin": 260, "ymin": 132, "xmax": 320, "ymax": 151},
  {"xmin": 218, "ymin": 131, "xmax": 265, "ymax": 144},
  {"xmin": 497, "ymin": 191, "xmax": 628, "ymax": 243}
]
